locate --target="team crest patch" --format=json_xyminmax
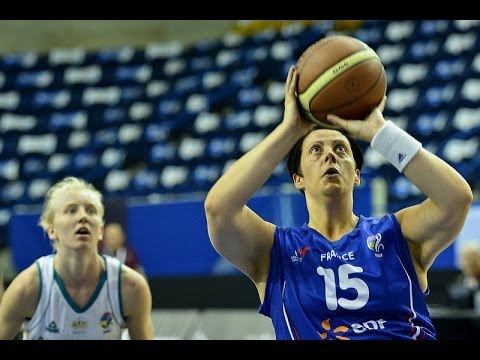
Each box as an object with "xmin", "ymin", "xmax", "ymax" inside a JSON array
[
  {"xmin": 100, "ymin": 312, "xmax": 113, "ymax": 330},
  {"xmin": 366, "ymin": 233, "xmax": 384, "ymax": 258}
]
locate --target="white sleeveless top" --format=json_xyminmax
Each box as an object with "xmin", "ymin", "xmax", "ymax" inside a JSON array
[{"xmin": 22, "ymin": 254, "xmax": 126, "ymax": 340}]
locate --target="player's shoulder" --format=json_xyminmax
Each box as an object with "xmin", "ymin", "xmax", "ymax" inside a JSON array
[
  {"xmin": 7, "ymin": 262, "xmax": 41, "ymax": 299},
  {"xmin": 120, "ymin": 264, "xmax": 149, "ymax": 290},
  {"xmin": 359, "ymin": 213, "xmax": 396, "ymax": 226}
]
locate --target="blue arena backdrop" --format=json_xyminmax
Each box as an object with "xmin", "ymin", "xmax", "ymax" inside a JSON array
[{"xmin": 9, "ymin": 186, "xmax": 477, "ymax": 276}]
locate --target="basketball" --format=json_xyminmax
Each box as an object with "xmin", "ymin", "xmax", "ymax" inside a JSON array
[{"xmin": 296, "ymin": 35, "xmax": 387, "ymax": 129}]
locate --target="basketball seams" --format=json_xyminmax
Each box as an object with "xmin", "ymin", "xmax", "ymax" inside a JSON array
[
  {"xmin": 312, "ymin": 66, "xmax": 385, "ymax": 115},
  {"xmin": 295, "ymin": 35, "xmax": 386, "ymax": 128},
  {"xmin": 296, "ymin": 35, "xmax": 366, "ymax": 71},
  {"xmin": 298, "ymin": 48, "xmax": 381, "ymax": 112}
]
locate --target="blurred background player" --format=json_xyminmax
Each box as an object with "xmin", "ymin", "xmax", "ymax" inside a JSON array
[
  {"xmin": 447, "ymin": 241, "xmax": 480, "ymax": 310},
  {"xmin": 101, "ymin": 222, "xmax": 147, "ymax": 279},
  {"xmin": 0, "ymin": 176, "xmax": 154, "ymax": 340}
]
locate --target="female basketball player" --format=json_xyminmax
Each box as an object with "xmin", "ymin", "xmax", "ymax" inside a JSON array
[
  {"xmin": 204, "ymin": 66, "xmax": 473, "ymax": 340},
  {"xmin": 0, "ymin": 177, "xmax": 154, "ymax": 340}
]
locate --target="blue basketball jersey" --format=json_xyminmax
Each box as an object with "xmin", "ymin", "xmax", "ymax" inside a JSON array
[{"xmin": 259, "ymin": 214, "xmax": 436, "ymax": 340}]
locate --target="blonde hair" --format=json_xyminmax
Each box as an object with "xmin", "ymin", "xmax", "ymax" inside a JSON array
[{"xmin": 39, "ymin": 176, "xmax": 104, "ymax": 232}]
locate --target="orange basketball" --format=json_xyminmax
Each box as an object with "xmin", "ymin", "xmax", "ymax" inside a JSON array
[{"xmin": 296, "ymin": 35, "xmax": 387, "ymax": 129}]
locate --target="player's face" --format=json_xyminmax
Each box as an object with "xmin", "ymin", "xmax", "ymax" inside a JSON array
[
  {"xmin": 295, "ymin": 129, "xmax": 360, "ymax": 196},
  {"xmin": 47, "ymin": 187, "xmax": 104, "ymax": 251}
]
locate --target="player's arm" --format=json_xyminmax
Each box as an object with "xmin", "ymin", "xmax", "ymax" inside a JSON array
[
  {"xmin": 327, "ymin": 102, "xmax": 473, "ymax": 273},
  {"xmin": 204, "ymin": 66, "xmax": 310, "ymax": 287},
  {"xmin": 121, "ymin": 266, "xmax": 154, "ymax": 340},
  {"xmin": 0, "ymin": 265, "xmax": 39, "ymax": 339},
  {"xmin": 394, "ymin": 149, "xmax": 472, "ymax": 271}
]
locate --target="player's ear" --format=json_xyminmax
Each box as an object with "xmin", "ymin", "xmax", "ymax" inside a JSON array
[
  {"xmin": 354, "ymin": 169, "xmax": 361, "ymax": 186},
  {"xmin": 47, "ymin": 227, "xmax": 56, "ymax": 240},
  {"xmin": 293, "ymin": 173, "xmax": 304, "ymax": 191}
]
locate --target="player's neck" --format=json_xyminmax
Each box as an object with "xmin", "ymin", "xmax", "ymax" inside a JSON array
[
  {"xmin": 308, "ymin": 213, "xmax": 359, "ymax": 241},
  {"xmin": 54, "ymin": 253, "xmax": 104, "ymax": 286}
]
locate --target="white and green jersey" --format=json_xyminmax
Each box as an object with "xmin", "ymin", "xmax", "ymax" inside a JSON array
[{"xmin": 22, "ymin": 254, "xmax": 126, "ymax": 340}]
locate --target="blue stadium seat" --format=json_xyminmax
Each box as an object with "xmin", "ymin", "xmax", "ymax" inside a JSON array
[
  {"xmin": 0, "ymin": 51, "xmax": 41, "ymax": 71},
  {"xmin": 0, "ymin": 180, "xmax": 26, "ymax": 206},
  {"xmin": 25, "ymin": 178, "xmax": 52, "ymax": 205},
  {"xmin": 238, "ymin": 131, "xmax": 268, "ymax": 154},
  {"xmin": 20, "ymin": 155, "xmax": 48, "ymax": 179},
  {"xmin": 420, "ymin": 83, "xmax": 458, "ymax": 109},
  {"xmin": 396, "ymin": 63, "xmax": 429, "ymax": 86},
  {"xmin": 143, "ymin": 123, "xmax": 171, "ymax": 144},
  {"xmin": 95, "ymin": 46, "xmax": 137, "ymax": 65},
  {"xmin": 188, "ymin": 55, "xmax": 215, "ymax": 73},
  {"xmin": 215, "ymin": 48, "xmax": 242, "ymax": 71},
  {"xmin": 68, "ymin": 150, "xmax": 99, "ymax": 175},
  {"xmin": 177, "ymin": 137, "xmax": 207, "ymax": 163},
  {"xmin": 191, "ymin": 163, "xmax": 221, "ymax": 190},
  {"xmin": 0, "ymin": 158, "xmax": 19, "ymax": 182},
  {"xmin": 416, "ymin": 20, "xmax": 451, "ymax": 38},
  {"xmin": 184, "ymin": 93, "xmax": 208, "ymax": 114},
  {"xmin": 431, "ymin": 57, "xmax": 467, "ymax": 81},
  {"xmin": 17, "ymin": 133, "xmax": 57, "ymax": 156},
  {"xmin": 222, "ymin": 109, "xmax": 253, "ymax": 132},
  {"xmin": 376, "ymin": 44, "xmax": 406, "ymax": 67},
  {"xmin": 203, "ymin": 81, "xmax": 239, "ymax": 110},
  {"xmin": 15, "ymin": 69, "xmax": 55, "ymax": 90},
  {"xmin": 234, "ymin": 85, "xmax": 264, "ymax": 109},
  {"xmin": 405, "ymin": 39, "xmax": 441, "ymax": 63},
  {"xmin": 118, "ymin": 85, "xmax": 145, "ymax": 104},
  {"xmin": 355, "ymin": 23, "xmax": 385, "ymax": 48},
  {"xmin": 114, "ymin": 64, "xmax": 152, "ymax": 84},
  {"xmin": 159, "ymin": 165, "xmax": 190, "ymax": 193},
  {"xmin": 452, "ymin": 107, "xmax": 480, "ymax": 133},
  {"xmin": 460, "ymin": 79, "xmax": 480, "ymax": 103},
  {"xmin": 172, "ymin": 75, "xmax": 202, "ymax": 97},
  {"xmin": 32, "ymin": 89, "xmax": 72, "ymax": 110},
  {"xmin": 103, "ymin": 169, "xmax": 131, "ymax": 196},
  {"xmin": 443, "ymin": 32, "xmax": 477, "ymax": 56},
  {"xmin": 384, "ymin": 21, "xmax": 416, "ymax": 43},
  {"xmin": 149, "ymin": 142, "xmax": 177, "ymax": 166},
  {"xmin": 48, "ymin": 110, "xmax": 88, "ymax": 132},
  {"xmin": 192, "ymin": 112, "xmax": 221, "ymax": 135},
  {"xmin": 206, "ymin": 136, "xmax": 238, "ymax": 160},
  {"xmin": 407, "ymin": 111, "xmax": 450, "ymax": 139},
  {"xmin": 48, "ymin": 47, "xmax": 87, "ymax": 67},
  {"xmin": 82, "ymin": 85, "xmax": 121, "ymax": 107},
  {"xmin": 252, "ymin": 105, "xmax": 282, "ymax": 129},
  {"xmin": 129, "ymin": 169, "xmax": 160, "ymax": 197},
  {"xmin": 47, "ymin": 153, "xmax": 71, "ymax": 175}
]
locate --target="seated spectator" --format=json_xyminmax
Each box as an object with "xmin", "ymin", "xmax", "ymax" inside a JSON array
[
  {"xmin": 101, "ymin": 222, "xmax": 147, "ymax": 278},
  {"xmin": 447, "ymin": 241, "xmax": 480, "ymax": 310}
]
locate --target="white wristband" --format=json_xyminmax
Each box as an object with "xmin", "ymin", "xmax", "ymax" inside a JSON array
[{"xmin": 371, "ymin": 120, "xmax": 422, "ymax": 173}]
